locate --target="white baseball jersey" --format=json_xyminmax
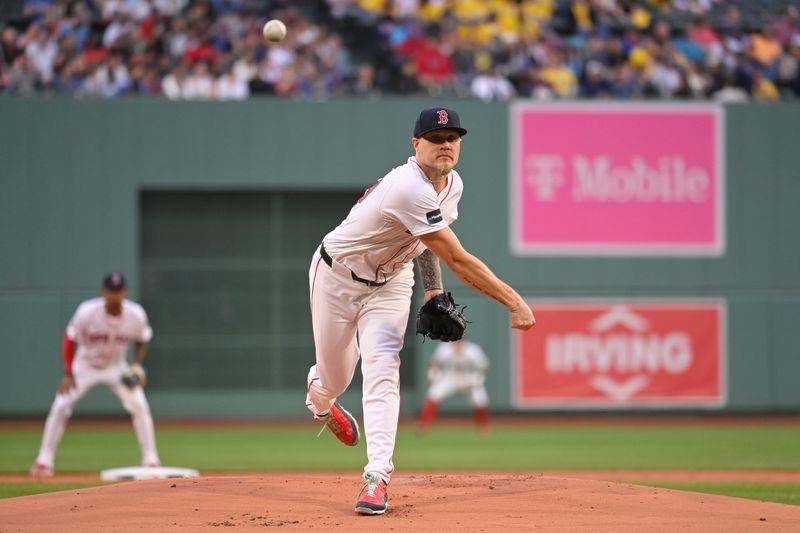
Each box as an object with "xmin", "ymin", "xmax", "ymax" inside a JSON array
[
  {"xmin": 34, "ymin": 296, "xmax": 159, "ymax": 470},
  {"xmin": 66, "ymin": 298, "xmax": 153, "ymax": 369},
  {"xmin": 323, "ymin": 156, "xmax": 463, "ymax": 283},
  {"xmin": 430, "ymin": 340, "xmax": 489, "ymax": 389},
  {"xmin": 427, "ymin": 340, "xmax": 490, "ymax": 407}
]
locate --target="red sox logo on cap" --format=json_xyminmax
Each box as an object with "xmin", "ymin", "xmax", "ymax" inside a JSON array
[
  {"xmin": 103, "ymin": 272, "xmax": 127, "ymax": 291},
  {"xmin": 413, "ymin": 107, "xmax": 467, "ymax": 138}
]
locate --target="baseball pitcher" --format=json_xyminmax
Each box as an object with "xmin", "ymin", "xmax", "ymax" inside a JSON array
[{"xmin": 305, "ymin": 107, "xmax": 535, "ymax": 515}]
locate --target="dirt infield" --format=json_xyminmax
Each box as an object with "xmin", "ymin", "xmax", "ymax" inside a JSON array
[{"xmin": 2, "ymin": 473, "xmax": 799, "ymax": 532}]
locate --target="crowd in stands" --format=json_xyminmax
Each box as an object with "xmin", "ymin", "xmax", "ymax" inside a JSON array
[{"xmin": 1, "ymin": 0, "xmax": 799, "ymax": 101}]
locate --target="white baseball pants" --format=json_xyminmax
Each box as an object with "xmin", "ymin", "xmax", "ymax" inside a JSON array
[
  {"xmin": 428, "ymin": 379, "xmax": 490, "ymax": 407},
  {"xmin": 34, "ymin": 358, "xmax": 160, "ymax": 468},
  {"xmin": 306, "ymin": 246, "xmax": 414, "ymax": 484}
]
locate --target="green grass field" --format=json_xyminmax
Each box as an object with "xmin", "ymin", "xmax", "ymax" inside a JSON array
[
  {"xmin": 639, "ymin": 482, "xmax": 800, "ymax": 506},
  {"xmin": 2, "ymin": 422, "xmax": 799, "ymax": 504},
  {"xmin": 0, "ymin": 482, "xmax": 104, "ymax": 499}
]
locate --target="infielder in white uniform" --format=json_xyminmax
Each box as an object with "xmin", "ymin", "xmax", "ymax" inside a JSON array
[
  {"xmin": 30, "ymin": 273, "xmax": 160, "ymax": 477},
  {"xmin": 306, "ymin": 107, "xmax": 535, "ymax": 515},
  {"xmin": 419, "ymin": 338, "xmax": 491, "ymax": 433}
]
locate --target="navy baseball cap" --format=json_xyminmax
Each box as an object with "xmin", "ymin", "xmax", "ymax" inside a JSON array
[
  {"xmin": 102, "ymin": 272, "xmax": 127, "ymax": 291},
  {"xmin": 413, "ymin": 107, "xmax": 468, "ymax": 138}
]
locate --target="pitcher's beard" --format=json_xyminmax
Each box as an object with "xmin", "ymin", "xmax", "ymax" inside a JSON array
[{"xmin": 434, "ymin": 161, "xmax": 453, "ymax": 175}]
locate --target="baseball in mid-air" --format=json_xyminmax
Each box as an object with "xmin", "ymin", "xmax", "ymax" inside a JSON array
[{"xmin": 263, "ymin": 19, "xmax": 287, "ymax": 42}]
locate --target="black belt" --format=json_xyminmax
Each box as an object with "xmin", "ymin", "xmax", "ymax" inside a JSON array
[{"xmin": 320, "ymin": 244, "xmax": 387, "ymax": 287}]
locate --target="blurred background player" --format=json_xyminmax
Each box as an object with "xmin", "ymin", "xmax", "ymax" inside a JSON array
[
  {"xmin": 418, "ymin": 338, "xmax": 491, "ymax": 434},
  {"xmin": 30, "ymin": 273, "xmax": 160, "ymax": 477}
]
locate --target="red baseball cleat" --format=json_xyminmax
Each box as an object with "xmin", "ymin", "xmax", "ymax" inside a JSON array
[
  {"xmin": 355, "ymin": 472, "xmax": 388, "ymax": 515},
  {"xmin": 324, "ymin": 402, "xmax": 360, "ymax": 446},
  {"xmin": 30, "ymin": 463, "xmax": 53, "ymax": 478}
]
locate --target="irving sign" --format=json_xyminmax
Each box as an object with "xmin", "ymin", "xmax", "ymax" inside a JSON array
[{"xmin": 513, "ymin": 300, "xmax": 726, "ymax": 409}]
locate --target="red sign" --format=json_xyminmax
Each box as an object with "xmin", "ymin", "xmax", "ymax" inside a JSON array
[{"xmin": 514, "ymin": 301, "xmax": 726, "ymax": 408}]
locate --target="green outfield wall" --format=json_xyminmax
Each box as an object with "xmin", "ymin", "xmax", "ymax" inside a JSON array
[{"xmin": 1, "ymin": 98, "xmax": 798, "ymax": 418}]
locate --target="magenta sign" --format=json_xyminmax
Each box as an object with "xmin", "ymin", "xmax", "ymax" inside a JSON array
[{"xmin": 511, "ymin": 104, "xmax": 724, "ymax": 255}]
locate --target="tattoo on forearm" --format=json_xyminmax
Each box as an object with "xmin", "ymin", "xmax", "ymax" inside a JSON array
[
  {"xmin": 417, "ymin": 249, "xmax": 443, "ymax": 291},
  {"xmin": 462, "ymin": 274, "xmax": 493, "ymax": 299}
]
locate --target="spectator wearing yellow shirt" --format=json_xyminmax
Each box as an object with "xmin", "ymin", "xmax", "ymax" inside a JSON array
[
  {"xmin": 358, "ymin": 0, "xmax": 388, "ymax": 18},
  {"xmin": 521, "ymin": 0, "xmax": 554, "ymax": 39},
  {"xmin": 453, "ymin": 0, "xmax": 490, "ymax": 23},
  {"xmin": 454, "ymin": 0, "xmax": 497, "ymax": 46},
  {"xmin": 539, "ymin": 48, "xmax": 578, "ymax": 97},
  {"xmin": 493, "ymin": 0, "xmax": 522, "ymax": 44},
  {"xmin": 752, "ymin": 70, "xmax": 780, "ymax": 102},
  {"xmin": 418, "ymin": 0, "xmax": 449, "ymax": 22},
  {"xmin": 571, "ymin": 0, "xmax": 594, "ymax": 33}
]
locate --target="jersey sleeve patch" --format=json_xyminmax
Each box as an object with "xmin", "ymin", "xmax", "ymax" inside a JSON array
[{"xmin": 426, "ymin": 209, "xmax": 443, "ymax": 224}]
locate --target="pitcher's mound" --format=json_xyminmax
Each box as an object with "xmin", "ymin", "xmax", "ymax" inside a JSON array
[{"xmin": 2, "ymin": 473, "xmax": 799, "ymax": 532}]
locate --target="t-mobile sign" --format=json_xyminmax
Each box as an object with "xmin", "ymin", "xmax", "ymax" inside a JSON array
[
  {"xmin": 511, "ymin": 104, "xmax": 724, "ymax": 255},
  {"xmin": 513, "ymin": 300, "xmax": 726, "ymax": 409}
]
